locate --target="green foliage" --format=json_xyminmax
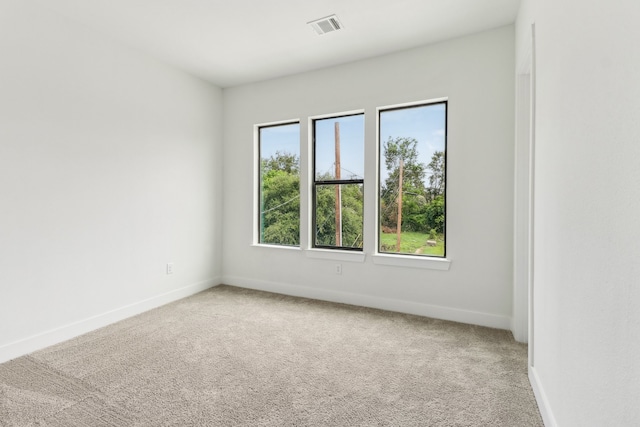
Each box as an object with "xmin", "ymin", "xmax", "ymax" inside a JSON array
[
  {"xmin": 380, "ymin": 137, "xmax": 426, "ymax": 231},
  {"xmin": 425, "ymin": 195, "xmax": 445, "ymax": 234},
  {"xmin": 262, "ymin": 151, "xmax": 299, "ymax": 175},
  {"xmin": 260, "ymin": 153, "xmax": 363, "ymax": 248},
  {"xmin": 402, "ymin": 194, "xmax": 428, "ymax": 232},
  {"xmin": 380, "ymin": 140, "xmax": 445, "ymax": 246},
  {"xmin": 260, "ymin": 153, "xmax": 300, "ymax": 245},
  {"xmin": 382, "ymin": 137, "xmax": 427, "ymax": 202},
  {"xmin": 315, "ymin": 181, "xmax": 363, "ymax": 248},
  {"xmin": 260, "ymin": 142, "xmax": 444, "ymax": 250},
  {"xmin": 426, "ymin": 150, "xmax": 445, "ymax": 201},
  {"xmin": 379, "ymin": 231, "xmax": 444, "ymax": 256}
]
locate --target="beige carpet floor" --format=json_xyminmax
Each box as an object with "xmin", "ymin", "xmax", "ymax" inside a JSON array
[{"xmin": 0, "ymin": 285, "xmax": 542, "ymax": 426}]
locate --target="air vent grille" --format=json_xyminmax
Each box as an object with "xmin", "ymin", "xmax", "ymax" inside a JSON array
[{"xmin": 308, "ymin": 14, "xmax": 343, "ymax": 35}]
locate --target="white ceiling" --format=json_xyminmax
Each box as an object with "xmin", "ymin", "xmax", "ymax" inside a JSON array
[{"xmin": 38, "ymin": 0, "xmax": 521, "ymax": 88}]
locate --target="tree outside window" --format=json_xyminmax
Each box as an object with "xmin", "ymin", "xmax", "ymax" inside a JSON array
[
  {"xmin": 379, "ymin": 102, "xmax": 447, "ymax": 257},
  {"xmin": 258, "ymin": 123, "xmax": 300, "ymax": 246}
]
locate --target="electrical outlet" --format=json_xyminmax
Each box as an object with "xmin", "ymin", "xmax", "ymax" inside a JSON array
[
  {"xmin": 166, "ymin": 263, "xmax": 174, "ymax": 275},
  {"xmin": 335, "ymin": 264, "xmax": 342, "ymax": 275}
]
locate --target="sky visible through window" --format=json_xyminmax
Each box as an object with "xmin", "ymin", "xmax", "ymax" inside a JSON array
[
  {"xmin": 315, "ymin": 115, "xmax": 364, "ymax": 180},
  {"xmin": 378, "ymin": 102, "xmax": 447, "ymax": 257},
  {"xmin": 260, "ymin": 123, "xmax": 300, "ymax": 162},
  {"xmin": 258, "ymin": 104, "xmax": 445, "ymax": 254},
  {"xmin": 380, "ymin": 103, "xmax": 446, "ymax": 183},
  {"xmin": 259, "ymin": 122, "xmax": 301, "ymax": 246},
  {"xmin": 258, "ymin": 104, "xmax": 445, "ymax": 184}
]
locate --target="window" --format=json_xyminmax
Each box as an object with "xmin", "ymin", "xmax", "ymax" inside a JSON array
[
  {"xmin": 258, "ymin": 122, "xmax": 300, "ymax": 246},
  {"xmin": 312, "ymin": 114, "xmax": 364, "ymax": 250},
  {"xmin": 378, "ymin": 102, "xmax": 447, "ymax": 257}
]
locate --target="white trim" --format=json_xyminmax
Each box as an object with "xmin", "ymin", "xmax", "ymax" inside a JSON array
[
  {"xmin": 253, "ymin": 119, "xmax": 301, "ymax": 245},
  {"xmin": 529, "ymin": 366, "xmax": 558, "ymax": 427},
  {"xmin": 375, "ymin": 98, "xmax": 449, "ymax": 268},
  {"xmin": 372, "ymin": 254, "xmax": 451, "ymax": 271},
  {"xmin": 305, "ymin": 248, "xmax": 366, "ymax": 262},
  {"xmin": 376, "ymin": 97, "xmax": 449, "ymax": 112},
  {"xmin": 253, "ymin": 124, "xmax": 260, "ymax": 245},
  {"xmin": 254, "ymin": 118, "xmax": 302, "ymax": 128},
  {"xmin": 512, "ymin": 71, "xmax": 532, "ymax": 343},
  {"xmin": 373, "ymin": 105, "xmax": 382, "ymax": 253},
  {"xmin": 306, "ymin": 117, "xmax": 314, "ymax": 247},
  {"xmin": 307, "ymin": 109, "xmax": 366, "ymax": 250},
  {"xmin": 0, "ymin": 278, "xmax": 221, "ymax": 364},
  {"xmin": 517, "ymin": 37, "xmax": 533, "ymax": 75},
  {"xmin": 223, "ymin": 275, "xmax": 510, "ymax": 330},
  {"xmin": 307, "ymin": 108, "xmax": 365, "ymax": 121},
  {"xmin": 529, "ymin": 21, "xmax": 537, "ymax": 367},
  {"xmin": 251, "ymin": 243, "xmax": 302, "ymax": 251}
]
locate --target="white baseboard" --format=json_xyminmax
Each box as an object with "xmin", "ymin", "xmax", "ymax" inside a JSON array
[
  {"xmin": 529, "ymin": 365, "xmax": 558, "ymax": 427},
  {"xmin": 511, "ymin": 314, "xmax": 529, "ymax": 343},
  {"xmin": 0, "ymin": 277, "xmax": 221, "ymax": 364},
  {"xmin": 222, "ymin": 276, "xmax": 512, "ymax": 330}
]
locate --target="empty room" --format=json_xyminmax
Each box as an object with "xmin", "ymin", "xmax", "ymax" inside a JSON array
[{"xmin": 1, "ymin": 0, "xmax": 638, "ymax": 426}]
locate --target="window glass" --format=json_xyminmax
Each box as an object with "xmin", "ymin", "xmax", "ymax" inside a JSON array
[
  {"xmin": 379, "ymin": 102, "xmax": 446, "ymax": 257},
  {"xmin": 259, "ymin": 122, "xmax": 300, "ymax": 246},
  {"xmin": 313, "ymin": 114, "xmax": 364, "ymax": 250},
  {"xmin": 314, "ymin": 183, "xmax": 364, "ymax": 248},
  {"xmin": 314, "ymin": 115, "xmax": 364, "ymax": 181}
]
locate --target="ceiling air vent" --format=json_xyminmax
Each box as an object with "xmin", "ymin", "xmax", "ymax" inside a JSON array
[{"xmin": 308, "ymin": 14, "xmax": 343, "ymax": 35}]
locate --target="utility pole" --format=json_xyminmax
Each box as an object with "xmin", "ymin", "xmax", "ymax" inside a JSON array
[
  {"xmin": 396, "ymin": 158, "xmax": 403, "ymax": 252},
  {"xmin": 334, "ymin": 122, "xmax": 342, "ymax": 247}
]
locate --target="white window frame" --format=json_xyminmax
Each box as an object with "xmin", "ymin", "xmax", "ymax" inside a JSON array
[
  {"xmin": 253, "ymin": 119, "xmax": 302, "ymax": 249},
  {"xmin": 373, "ymin": 98, "xmax": 451, "ymax": 270},
  {"xmin": 305, "ymin": 109, "xmax": 366, "ymax": 262}
]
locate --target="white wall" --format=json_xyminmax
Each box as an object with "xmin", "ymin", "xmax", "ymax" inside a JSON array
[
  {"xmin": 0, "ymin": 2, "xmax": 223, "ymax": 362},
  {"xmin": 517, "ymin": 1, "xmax": 640, "ymax": 426},
  {"xmin": 222, "ymin": 26, "xmax": 515, "ymax": 329}
]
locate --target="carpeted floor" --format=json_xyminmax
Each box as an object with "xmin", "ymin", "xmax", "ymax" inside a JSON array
[{"xmin": 0, "ymin": 285, "xmax": 542, "ymax": 426}]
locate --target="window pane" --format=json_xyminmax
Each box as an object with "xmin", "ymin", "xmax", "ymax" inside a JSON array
[
  {"xmin": 314, "ymin": 114, "xmax": 364, "ymax": 181},
  {"xmin": 379, "ymin": 103, "xmax": 446, "ymax": 257},
  {"xmin": 259, "ymin": 123, "xmax": 300, "ymax": 246},
  {"xmin": 314, "ymin": 183, "xmax": 364, "ymax": 249}
]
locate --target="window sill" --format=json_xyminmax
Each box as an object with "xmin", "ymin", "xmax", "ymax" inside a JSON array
[
  {"xmin": 372, "ymin": 254, "xmax": 451, "ymax": 271},
  {"xmin": 305, "ymin": 249, "xmax": 366, "ymax": 263},
  {"xmin": 251, "ymin": 244, "xmax": 302, "ymax": 252}
]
